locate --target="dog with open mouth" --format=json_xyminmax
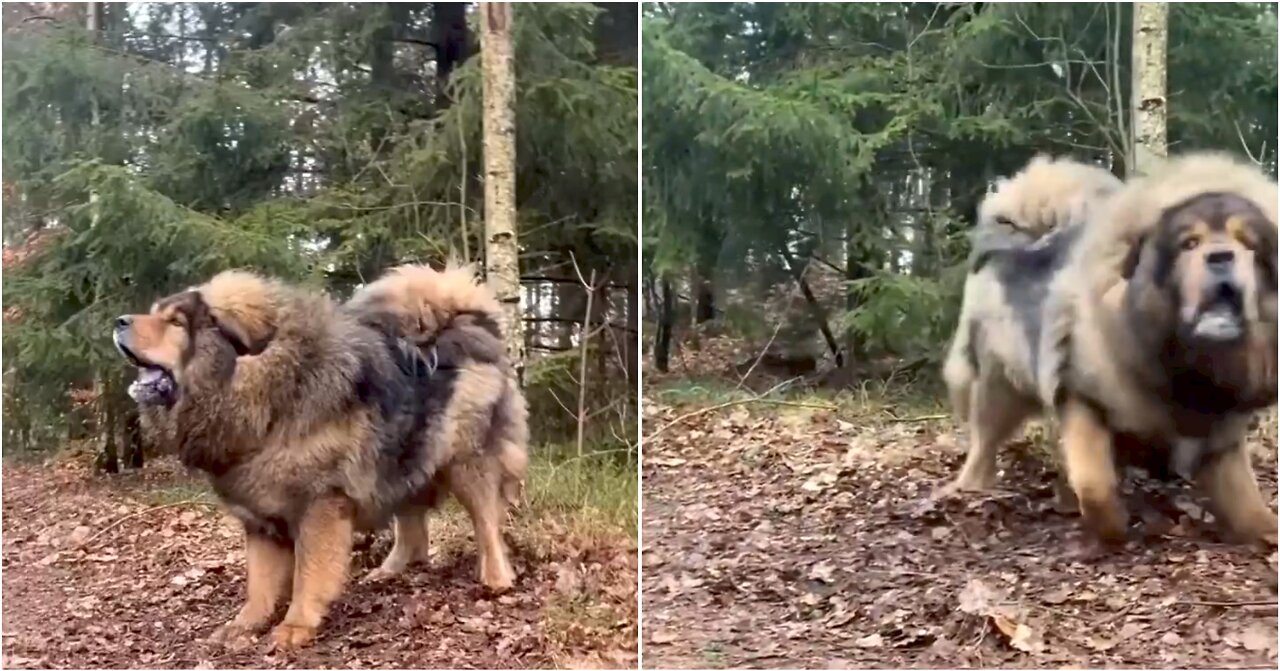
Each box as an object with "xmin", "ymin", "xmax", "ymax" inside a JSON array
[
  {"xmin": 943, "ymin": 152, "xmax": 1277, "ymax": 545},
  {"xmin": 113, "ymin": 266, "xmax": 529, "ymax": 649}
]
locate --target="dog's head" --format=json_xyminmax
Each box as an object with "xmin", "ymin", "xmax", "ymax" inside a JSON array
[
  {"xmin": 1124, "ymin": 191, "xmax": 1278, "ymax": 400},
  {"xmin": 113, "ymin": 272, "xmax": 277, "ymax": 406}
]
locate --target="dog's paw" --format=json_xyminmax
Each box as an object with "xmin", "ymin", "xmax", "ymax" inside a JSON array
[
  {"xmin": 208, "ymin": 623, "xmax": 255, "ymax": 650},
  {"xmin": 361, "ymin": 566, "xmax": 400, "ymax": 583},
  {"xmin": 480, "ymin": 561, "xmax": 515, "ymax": 593},
  {"xmin": 1080, "ymin": 496, "xmax": 1129, "ymax": 544},
  {"xmin": 269, "ymin": 624, "xmax": 316, "ymax": 651}
]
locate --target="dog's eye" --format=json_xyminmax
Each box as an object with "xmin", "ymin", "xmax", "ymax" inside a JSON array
[
  {"xmin": 995, "ymin": 216, "xmax": 1016, "ymax": 227},
  {"xmin": 1180, "ymin": 236, "xmax": 1201, "ymax": 251},
  {"xmin": 1234, "ymin": 232, "xmax": 1257, "ymax": 251}
]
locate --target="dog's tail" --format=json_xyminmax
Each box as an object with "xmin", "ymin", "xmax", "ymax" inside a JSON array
[
  {"xmin": 346, "ymin": 262, "xmax": 504, "ymax": 344},
  {"xmin": 349, "ymin": 262, "xmax": 529, "ymax": 502},
  {"xmin": 972, "ymin": 155, "xmax": 1123, "ymax": 260}
]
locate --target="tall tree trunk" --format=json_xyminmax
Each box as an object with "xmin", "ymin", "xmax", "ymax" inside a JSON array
[
  {"xmin": 434, "ymin": 2, "xmax": 474, "ymax": 103},
  {"xmin": 692, "ymin": 269, "xmax": 715, "ymax": 323},
  {"xmin": 624, "ymin": 266, "xmax": 638, "ymax": 383},
  {"xmin": 654, "ymin": 276, "xmax": 673, "ymax": 373},
  {"xmin": 1130, "ymin": 2, "xmax": 1168, "ymax": 177},
  {"xmin": 482, "ymin": 2, "xmax": 524, "ymax": 383},
  {"xmin": 593, "ymin": 2, "xmax": 637, "ymax": 66}
]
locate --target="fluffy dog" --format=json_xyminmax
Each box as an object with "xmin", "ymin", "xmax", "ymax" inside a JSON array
[
  {"xmin": 945, "ymin": 155, "xmax": 1122, "ymax": 424},
  {"xmin": 943, "ymin": 152, "xmax": 1277, "ymax": 545},
  {"xmin": 113, "ymin": 265, "xmax": 528, "ymax": 648}
]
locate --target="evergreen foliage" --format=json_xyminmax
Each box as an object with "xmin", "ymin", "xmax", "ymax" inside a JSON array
[
  {"xmin": 3, "ymin": 3, "xmax": 637, "ymax": 460},
  {"xmin": 644, "ymin": 2, "xmax": 1276, "ymax": 374}
]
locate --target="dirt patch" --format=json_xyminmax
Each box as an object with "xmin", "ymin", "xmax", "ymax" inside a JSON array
[
  {"xmin": 2, "ymin": 459, "xmax": 636, "ymax": 669},
  {"xmin": 642, "ymin": 396, "xmax": 1278, "ymax": 669}
]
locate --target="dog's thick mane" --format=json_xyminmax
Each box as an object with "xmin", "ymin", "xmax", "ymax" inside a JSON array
[
  {"xmin": 1071, "ymin": 152, "xmax": 1279, "ymax": 301},
  {"xmin": 146, "ymin": 270, "xmax": 355, "ymax": 472}
]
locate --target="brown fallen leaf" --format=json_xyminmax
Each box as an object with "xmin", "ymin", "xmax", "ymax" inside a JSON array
[
  {"xmin": 649, "ymin": 629, "xmax": 677, "ymax": 645},
  {"xmin": 854, "ymin": 633, "xmax": 884, "ymax": 649}
]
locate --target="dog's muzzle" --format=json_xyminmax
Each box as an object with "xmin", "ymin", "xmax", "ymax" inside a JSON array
[
  {"xmin": 1189, "ymin": 252, "xmax": 1248, "ymax": 344},
  {"xmin": 113, "ymin": 317, "xmax": 177, "ymax": 407}
]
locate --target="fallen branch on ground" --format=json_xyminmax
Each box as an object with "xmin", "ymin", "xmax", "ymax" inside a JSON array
[
  {"xmin": 1180, "ymin": 599, "xmax": 1278, "ymax": 608},
  {"xmin": 83, "ymin": 499, "xmax": 219, "ymax": 546},
  {"xmin": 887, "ymin": 413, "xmax": 949, "ymax": 423},
  {"xmin": 646, "ymin": 377, "xmax": 833, "ymax": 440}
]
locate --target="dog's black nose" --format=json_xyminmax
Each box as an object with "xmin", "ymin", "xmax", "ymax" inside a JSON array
[
  {"xmin": 1206, "ymin": 250, "xmax": 1235, "ymax": 267},
  {"xmin": 115, "ymin": 316, "xmax": 132, "ymax": 329}
]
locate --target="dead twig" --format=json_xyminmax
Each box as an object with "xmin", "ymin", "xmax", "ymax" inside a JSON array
[
  {"xmin": 1180, "ymin": 599, "xmax": 1278, "ymax": 608},
  {"xmin": 887, "ymin": 413, "xmax": 949, "ymax": 423},
  {"xmin": 646, "ymin": 377, "xmax": 805, "ymax": 440},
  {"xmin": 83, "ymin": 499, "xmax": 218, "ymax": 546}
]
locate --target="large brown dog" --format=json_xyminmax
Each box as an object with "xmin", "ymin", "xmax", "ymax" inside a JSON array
[
  {"xmin": 944, "ymin": 153, "xmax": 1277, "ymax": 545},
  {"xmin": 113, "ymin": 265, "xmax": 529, "ymax": 648}
]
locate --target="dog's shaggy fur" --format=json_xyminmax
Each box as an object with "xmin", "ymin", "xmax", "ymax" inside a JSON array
[
  {"xmin": 970, "ymin": 154, "xmax": 1123, "ymax": 263},
  {"xmin": 116, "ymin": 264, "xmax": 528, "ymax": 648},
  {"xmin": 943, "ymin": 152, "xmax": 1277, "ymax": 545},
  {"xmin": 946, "ymin": 155, "xmax": 1122, "ymax": 420}
]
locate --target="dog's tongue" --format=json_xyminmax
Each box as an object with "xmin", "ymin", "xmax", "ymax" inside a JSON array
[{"xmin": 1194, "ymin": 305, "xmax": 1244, "ymax": 342}]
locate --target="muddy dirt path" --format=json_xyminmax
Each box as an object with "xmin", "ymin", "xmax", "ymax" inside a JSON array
[
  {"xmin": 641, "ymin": 398, "xmax": 1278, "ymax": 669},
  {"xmin": 2, "ymin": 460, "xmax": 636, "ymax": 669}
]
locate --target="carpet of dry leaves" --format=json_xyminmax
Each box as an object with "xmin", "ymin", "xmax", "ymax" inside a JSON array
[
  {"xmin": 642, "ymin": 363, "xmax": 1279, "ymax": 668},
  {"xmin": 2, "ymin": 457, "xmax": 637, "ymax": 669}
]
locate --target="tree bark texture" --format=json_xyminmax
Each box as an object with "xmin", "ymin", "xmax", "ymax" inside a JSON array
[
  {"xmin": 1130, "ymin": 2, "xmax": 1168, "ymax": 177},
  {"xmin": 482, "ymin": 2, "xmax": 524, "ymax": 381}
]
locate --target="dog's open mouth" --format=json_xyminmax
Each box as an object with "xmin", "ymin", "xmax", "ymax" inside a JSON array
[
  {"xmin": 1192, "ymin": 304, "xmax": 1245, "ymax": 344},
  {"xmin": 113, "ymin": 333, "xmax": 177, "ymax": 407},
  {"xmin": 1191, "ymin": 282, "xmax": 1246, "ymax": 345}
]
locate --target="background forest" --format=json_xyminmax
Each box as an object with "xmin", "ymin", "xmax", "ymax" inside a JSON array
[
  {"xmin": 3, "ymin": 2, "xmax": 638, "ymax": 470},
  {"xmin": 1, "ymin": 4, "xmax": 638, "ymax": 665},
  {"xmin": 642, "ymin": 2, "xmax": 1278, "ymax": 385}
]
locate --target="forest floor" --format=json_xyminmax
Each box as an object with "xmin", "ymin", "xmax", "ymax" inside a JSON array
[
  {"xmin": 642, "ymin": 341, "xmax": 1278, "ymax": 669},
  {"xmin": 2, "ymin": 452, "xmax": 637, "ymax": 669}
]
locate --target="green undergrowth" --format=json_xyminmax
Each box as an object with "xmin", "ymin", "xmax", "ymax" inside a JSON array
[{"xmin": 650, "ymin": 375, "xmax": 948, "ymax": 421}]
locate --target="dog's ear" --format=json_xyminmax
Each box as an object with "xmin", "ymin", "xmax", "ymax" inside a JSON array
[
  {"xmin": 1120, "ymin": 234, "xmax": 1146, "ymax": 279},
  {"xmin": 211, "ymin": 313, "xmax": 271, "ymax": 356}
]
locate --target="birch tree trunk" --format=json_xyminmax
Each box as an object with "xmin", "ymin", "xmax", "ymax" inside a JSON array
[
  {"xmin": 1130, "ymin": 2, "xmax": 1168, "ymax": 177},
  {"xmin": 482, "ymin": 3, "xmax": 524, "ymax": 382}
]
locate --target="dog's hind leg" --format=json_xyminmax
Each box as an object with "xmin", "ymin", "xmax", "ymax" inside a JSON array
[
  {"xmin": 1199, "ymin": 444, "xmax": 1277, "ymax": 545},
  {"xmin": 363, "ymin": 506, "xmax": 431, "ymax": 583},
  {"xmin": 271, "ymin": 495, "xmax": 355, "ymax": 649},
  {"xmin": 210, "ymin": 530, "xmax": 293, "ymax": 647},
  {"xmin": 948, "ymin": 372, "xmax": 1033, "ymax": 492},
  {"xmin": 448, "ymin": 460, "xmax": 516, "ymax": 592},
  {"xmin": 1060, "ymin": 398, "xmax": 1127, "ymax": 542}
]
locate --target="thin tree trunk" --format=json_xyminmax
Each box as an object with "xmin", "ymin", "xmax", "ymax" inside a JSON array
[
  {"xmin": 779, "ymin": 247, "xmax": 844, "ymax": 368},
  {"xmin": 654, "ymin": 277, "xmax": 673, "ymax": 373},
  {"xmin": 577, "ymin": 270, "xmax": 596, "ymax": 458},
  {"xmin": 481, "ymin": 2, "xmax": 524, "ymax": 383},
  {"xmin": 1130, "ymin": 2, "xmax": 1168, "ymax": 177}
]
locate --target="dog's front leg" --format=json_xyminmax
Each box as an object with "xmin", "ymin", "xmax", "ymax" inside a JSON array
[
  {"xmin": 210, "ymin": 529, "xmax": 293, "ymax": 646},
  {"xmin": 1060, "ymin": 398, "xmax": 1127, "ymax": 542},
  {"xmin": 270, "ymin": 495, "xmax": 355, "ymax": 649},
  {"xmin": 1199, "ymin": 443, "xmax": 1277, "ymax": 545}
]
